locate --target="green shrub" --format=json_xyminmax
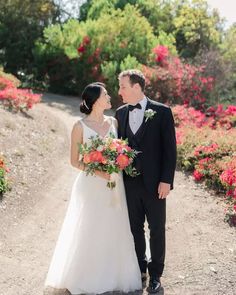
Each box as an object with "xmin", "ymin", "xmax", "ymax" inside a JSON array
[
  {"xmin": 0, "ymin": 157, "xmax": 9, "ymax": 196},
  {"xmin": 33, "ymin": 5, "xmax": 176, "ymax": 97}
]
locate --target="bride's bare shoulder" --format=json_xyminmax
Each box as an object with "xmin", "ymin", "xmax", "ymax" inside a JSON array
[{"xmin": 72, "ymin": 119, "xmax": 83, "ymax": 135}]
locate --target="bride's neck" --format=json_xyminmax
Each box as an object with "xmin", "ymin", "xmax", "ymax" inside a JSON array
[{"xmin": 87, "ymin": 109, "xmax": 104, "ymax": 123}]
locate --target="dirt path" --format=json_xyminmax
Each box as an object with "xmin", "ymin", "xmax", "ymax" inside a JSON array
[{"xmin": 0, "ymin": 94, "xmax": 235, "ymax": 295}]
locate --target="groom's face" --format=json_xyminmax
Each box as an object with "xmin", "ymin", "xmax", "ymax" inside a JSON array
[{"xmin": 118, "ymin": 76, "xmax": 136, "ymax": 104}]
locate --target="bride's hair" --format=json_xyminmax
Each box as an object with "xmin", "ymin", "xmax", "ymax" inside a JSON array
[{"xmin": 80, "ymin": 82, "xmax": 105, "ymax": 115}]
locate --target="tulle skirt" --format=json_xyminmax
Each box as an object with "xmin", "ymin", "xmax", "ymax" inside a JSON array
[{"xmin": 44, "ymin": 172, "xmax": 141, "ymax": 294}]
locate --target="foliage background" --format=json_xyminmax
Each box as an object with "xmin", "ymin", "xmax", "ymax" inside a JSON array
[{"xmin": 0, "ymin": 0, "xmax": 235, "ymax": 106}]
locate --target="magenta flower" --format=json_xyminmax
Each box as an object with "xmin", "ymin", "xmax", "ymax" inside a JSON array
[{"xmin": 193, "ymin": 170, "xmax": 204, "ymax": 181}]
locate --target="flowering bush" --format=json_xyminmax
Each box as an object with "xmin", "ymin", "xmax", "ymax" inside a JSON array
[
  {"xmin": 175, "ymin": 105, "xmax": 236, "ymax": 226},
  {"xmin": 219, "ymin": 157, "xmax": 236, "ymax": 225},
  {"xmin": 172, "ymin": 105, "xmax": 207, "ymax": 128},
  {"xmin": 206, "ymin": 105, "xmax": 236, "ymax": 130},
  {"xmin": 0, "ymin": 77, "xmax": 15, "ymax": 90},
  {"xmin": 33, "ymin": 6, "xmax": 176, "ymax": 97},
  {"xmin": 0, "ymin": 87, "xmax": 41, "ymax": 111},
  {"xmin": 153, "ymin": 45, "xmax": 169, "ymax": 64},
  {"xmin": 34, "ymin": 20, "xmax": 219, "ymax": 109},
  {"xmin": 173, "ymin": 104, "xmax": 236, "ymax": 130},
  {"xmin": 143, "ymin": 45, "xmax": 214, "ymax": 110},
  {"xmin": 0, "ymin": 70, "xmax": 41, "ymax": 112},
  {"xmin": 0, "ymin": 156, "xmax": 10, "ymax": 195},
  {"xmin": 0, "ymin": 68, "xmax": 21, "ymax": 88}
]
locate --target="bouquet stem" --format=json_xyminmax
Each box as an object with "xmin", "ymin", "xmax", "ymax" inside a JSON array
[{"xmin": 107, "ymin": 181, "xmax": 116, "ymax": 189}]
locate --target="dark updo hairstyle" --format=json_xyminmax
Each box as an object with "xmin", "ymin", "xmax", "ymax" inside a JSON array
[{"xmin": 80, "ymin": 82, "xmax": 105, "ymax": 115}]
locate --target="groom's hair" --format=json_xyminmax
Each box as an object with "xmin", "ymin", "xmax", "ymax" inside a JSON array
[{"xmin": 118, "ymin": 69, "xmax": 145, "ymax": 92}]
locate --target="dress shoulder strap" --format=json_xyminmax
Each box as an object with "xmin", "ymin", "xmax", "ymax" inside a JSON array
[
  {"xmin": 105, "ymin": 115, "xmax": 114, "ymax": 125},
  {"xmin": 109, "ymin": 116, "xmax": 118, "ymax": 129},
  {"xmin": 79, "ymin": 118, "xmax": 90, "ymax": 131},
  {"xmin": 74, "ymin": 118, "xmax": 84, "ymax": 130}
]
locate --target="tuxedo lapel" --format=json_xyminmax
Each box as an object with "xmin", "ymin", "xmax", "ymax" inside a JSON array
[{"xmin": 120, "ymin": 105, "xmax": 129, "ymax": 139}]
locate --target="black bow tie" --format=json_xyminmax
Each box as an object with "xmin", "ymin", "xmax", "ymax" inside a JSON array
[{"xmin": 128, "ymin": 103, "xmax": 142, "ymax": 111}]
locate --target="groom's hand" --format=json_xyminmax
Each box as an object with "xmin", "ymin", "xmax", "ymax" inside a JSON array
[{"xmin": 158, "ymin": 182, "xmax": 170, "ymax": 199}]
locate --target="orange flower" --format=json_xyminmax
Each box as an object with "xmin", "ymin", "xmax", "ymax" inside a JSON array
[
  {"xmin": 116, "ymin": 154, "xmax": 130, "ymax": 169},
  {"xmin": 117, "ymin": 144, "xmax": 132, "ymax": 153},
  {"xmin": 101, "ymin": 157, "xmax": 107, "ymax": 164},
  {"xmin": 114, "ymin": 139, "xmax": 123, "ymax": 144},
  {"xmin": 89, "ymin": 151, "xmax": 105, "ymax": 163},
  {"xmin": 0, "ymin": 159, "xmax": 4, "ymax": 167},
  {"xmin": 83, "ymin": 153, "xmax": 91, "ymax": 164},
  {"xmin": 109, "ymin": 142, "xmax": 118, "ymax": 151}
]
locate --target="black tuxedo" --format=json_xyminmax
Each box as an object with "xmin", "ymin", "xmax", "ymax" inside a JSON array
[{"xmin": 115, "ymin": 98, "xmax": 176, "ymax": 277}]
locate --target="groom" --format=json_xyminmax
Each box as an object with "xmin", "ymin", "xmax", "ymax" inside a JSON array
[{"xmin": 115, "ymin": 69, "xmax": 176, "ymax": 293}]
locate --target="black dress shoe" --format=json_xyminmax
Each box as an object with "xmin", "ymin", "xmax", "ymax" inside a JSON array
[{"xmin": 146, "ymin": 277, "xmax": 161, "ymax": 293}]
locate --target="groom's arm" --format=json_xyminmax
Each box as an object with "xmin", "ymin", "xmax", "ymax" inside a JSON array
[{"xmin": 159, "ymin": 107, "xmax": 177, "ymax": 188}]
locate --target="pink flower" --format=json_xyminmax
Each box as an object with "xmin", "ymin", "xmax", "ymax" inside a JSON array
[
  {"xmin": 153, "ymin": 45, "xmax": 169, "ymax": 63},
  {"xmin": 220, "ymin": 169, "xmax": 236, "ymax": 186},
  {"xmin": 115, "ymin": 141, "xmax": 132, "ymax": 153},
  {"xmin": 200, "ymin": 77, "xmax": 208, "ymax": 84},
  {"xmin": 176, "ymin": 130, "xmax": 183, "ymax": 145},
  {"xmin": 0, "ymin": 88, "xmax": 41, "ymax": 111},
  {"xmin": 199, "ymin": 157, "xmax": 211, "ymax": 164},
  {"xmin": 77, "ymin": 46, "xmax": 85, "ymax": 53},
  {"xmin": 0, "ymin": 77, "xmax": 15, "ymax": 90},
  {"xmin": 194, "ymin": 143, "xmax": 219, "ymax": 157},
  {"xmin": 172, "ymin": 105, "xmax": 206, "ymax": 129},
  {"xmin": 82, "ymin": 36, "xmax": 90, "ymax": 45},
  {"xmin": 225, "ymin": 105, "xmax": 236, "ymax": 116},
  {"xmin": 193, "ymin": 170, "xmax": 204, "ymax": 181},
  {"xmin": 123, "ymin": 145, "xmax": 132, "ymax": 152},
  {"xmin": 226, "ymin": 189, "xmax": 234, "ymax": 197}
]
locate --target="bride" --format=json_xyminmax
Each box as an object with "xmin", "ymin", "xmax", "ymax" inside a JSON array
[{"xmin": 44, "ymin": 82, "xmax": 142, "ymax": 294}]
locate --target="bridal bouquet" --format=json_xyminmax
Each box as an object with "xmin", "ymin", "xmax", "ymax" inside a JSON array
[{"xmin": 79, "ymin": 134, "xmax": 139, "ymax": 188}]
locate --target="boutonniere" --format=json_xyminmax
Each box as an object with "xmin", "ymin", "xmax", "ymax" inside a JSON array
[{"xmin": 144, "ymin": 109, "xmax": 156, "ymax": 122}]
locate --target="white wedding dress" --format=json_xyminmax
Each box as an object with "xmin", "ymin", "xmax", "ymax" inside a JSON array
[{"xmin": 44, "ymin": 117, "xmax": 141, "ymax": 294}]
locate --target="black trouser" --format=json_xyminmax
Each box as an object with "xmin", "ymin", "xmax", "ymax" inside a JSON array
[{"xmin": 124, "ymin": 175, "xmax": 166, "ymax": 278}]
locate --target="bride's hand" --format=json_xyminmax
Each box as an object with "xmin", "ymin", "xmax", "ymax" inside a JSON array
[{"xmin": 96, "ymin": 170, "xmax": 111, "ymax": 180}]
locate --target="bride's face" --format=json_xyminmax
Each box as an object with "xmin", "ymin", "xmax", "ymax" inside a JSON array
[{"xmin": 94, "ymin": 87, "xmax": 112, "ymax": 110}]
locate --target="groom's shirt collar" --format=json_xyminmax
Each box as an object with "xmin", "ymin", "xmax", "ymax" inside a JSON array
[
  {"xmin": 128, "ymin": 97, "xmax": 147, "ymax": 134},
  {"xmin": 132, "ymin": 96, "xmax": 147, "ymax": 112}
]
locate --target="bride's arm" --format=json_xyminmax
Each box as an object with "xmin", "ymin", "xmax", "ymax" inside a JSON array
[
  {"xmin": 70, "ymin": 121, "xmax": 84, "ymax": 170},
  {"xmin": 70, "ymin": 121, "xmax": 110, "ymax": 180}
]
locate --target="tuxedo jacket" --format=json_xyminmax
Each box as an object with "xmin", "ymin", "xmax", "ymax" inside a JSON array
[{"xmin": 115, "ymin": 98, "xmax": 177, "ymax": 195}]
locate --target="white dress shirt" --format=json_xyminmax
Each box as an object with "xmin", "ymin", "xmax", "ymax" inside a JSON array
[{"xmin": 129, "ymin": 97, "xmax": 147, "ymax": 134}]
